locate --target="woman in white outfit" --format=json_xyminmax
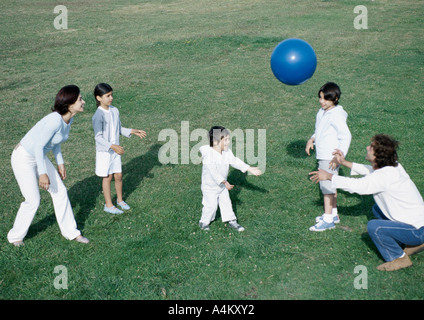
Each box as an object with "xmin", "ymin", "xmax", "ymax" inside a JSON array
[{"xmin": 8, "ymin": 85, "xmax": 89, "ymax": 246}]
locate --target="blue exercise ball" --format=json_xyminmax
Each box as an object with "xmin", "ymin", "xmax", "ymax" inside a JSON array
[{"xmin": 270, "ymin": 38, "xmax": 317, "ymax": 85}]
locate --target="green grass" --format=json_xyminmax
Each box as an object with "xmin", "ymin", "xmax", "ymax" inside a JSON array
[{"xmin": 1, "ymin": 0, "xmax": 423, "ymax": 301}]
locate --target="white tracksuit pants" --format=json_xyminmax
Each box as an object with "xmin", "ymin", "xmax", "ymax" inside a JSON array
[
  {"xmin": 8, "ymin": 145, "xmax": 81, "ymax": 243},
  {"xmin": 199, "ymin": 187, "xmax": 237, "ymax": 225}
]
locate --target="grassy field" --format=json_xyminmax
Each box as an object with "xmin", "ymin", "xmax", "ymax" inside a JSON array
[{"xmin": 1, "ymin": 0, "xmax": 423, "ymax": 303}]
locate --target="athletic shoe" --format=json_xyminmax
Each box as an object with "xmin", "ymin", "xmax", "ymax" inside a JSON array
[
  {"xmin": 199, "ymin": 222, "xmax": 210, "ymax": 231},
  {"xmin": 315, "ymin": 214, "xmax": 340, "ymax": 224},
  {"xmin": 117, "ymin": 201, "xmax": 131, "ymax": 210},
  {"xmin": 12, "ymin": 241, "xmax": 24, "ymax": 247},
  {"xmin": 228, "ymin": 220, "xmax": 245, "ymax": 232},
  {"xmin": 309, "ymin": 220, "xmax": 335, "ymax": 232},
  {"xmin": 74, "ymin": 235, "xmax": 90, "ymax": 244},
  {"xmin": 104, "ymin": 205, "xmax": 124, "ymax": 215}
]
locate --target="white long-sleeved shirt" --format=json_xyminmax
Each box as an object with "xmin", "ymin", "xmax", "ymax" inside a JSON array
[
  {"xmin": 311, "ymin": 105, "xmax": 351, "ymax": 160},
  {"xmin": 200, "ymin": 145, "xmax": 250, "ymax": 192},
  {"xmin": 332, "ymin": 162, "xmax": 424, "ymax": 229},
  {"xmin": 20, "ymin": 112, "xmax": 71, "ymax": 175},
  {"xmin": 92, "ymin": 106, "xmax": 132, "ymax": 152}
]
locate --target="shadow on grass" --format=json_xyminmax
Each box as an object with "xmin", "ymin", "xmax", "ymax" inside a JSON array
[
  {"xmin": 211, "ymin": 170, "xmax": 268, "ymax": 222},
  {"xmin": 26, "ymin": 144, "xmax": 162, "ymax": 239},
  {"xmin": 310, "ymin": 189, "xmax": 381, "ymax": 259},
  {"xmin": 311, "ymin": 191, "xmax": 375, "ymax": 218},
  {"xmin": 227, "ymin": 169, "xmax": 268, "ymax": 215},
  {"xmin": 286, "ymin": 139, "xmax": 308, "ymax": 159}
]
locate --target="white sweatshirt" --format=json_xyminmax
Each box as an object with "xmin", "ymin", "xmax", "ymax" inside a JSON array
[
  {"xmin": 92, "ymin": 106, "xmax": 132, "ymax": 152},
  {"xmin": 312, "ymin": 105, "xmax": 351, "ymax": 160},
  {"xmin": 200, "ymin": 145, "xmax": 250, "ymax": 192},
  {"xmin": 332, "ymin": 162, "xmax": 424, "ymax": 229},
  {"xmin": 20, "ymin": 112, "xmax": 71, "ymax": 175}
]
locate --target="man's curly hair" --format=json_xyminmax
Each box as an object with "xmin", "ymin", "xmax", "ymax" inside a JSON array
[{"xmin": 371, "ymin": 134, "xmax": 399, "ymax": 169}]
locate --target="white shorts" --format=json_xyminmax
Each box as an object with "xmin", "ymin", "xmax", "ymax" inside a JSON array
[
  {"xmin": 318, "ymin": 159, "xmax": 339, "ymax": 194},
  {"xmin": 95, "ymin": 150, "xmax": 122, "ymax": 177}
]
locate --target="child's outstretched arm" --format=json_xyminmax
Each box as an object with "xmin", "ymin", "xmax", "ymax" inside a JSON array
[
  {"xmin": 247, "ymin": 167, "xmax": 263, "ymax": 176},
  {"xmin": 131, "ymin": 129, "xmax": 147, "ymax": 139}
]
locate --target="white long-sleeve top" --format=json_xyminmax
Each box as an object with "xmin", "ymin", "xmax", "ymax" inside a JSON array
[
  {"xmin": 311, "ymin": 105, "xmax": 351, "ymax": 160},
  {"xmin": 331, "ymin": 162, "xmax": 424, "ymax": 229},
  {"xmin": 20, "ymin": 112, "xmax": 71, "ymax": 175},
  {"xmin": 200, "ymin": 145, "xmax": 250, "ymax": 192},
  {"xmin": 92, "ymin": 106, "xmax": 132, "ymax": 152}
]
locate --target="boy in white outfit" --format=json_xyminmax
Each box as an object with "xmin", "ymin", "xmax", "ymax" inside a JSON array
[
  {"xmin": 306, "ymin": 82, "xmax": 352, "ymax": 231},
  {"xmin": 199, "ymin": 126, "xmax": 262, "ymax": 232}
]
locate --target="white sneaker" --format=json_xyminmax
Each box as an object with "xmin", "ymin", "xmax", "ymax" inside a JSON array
[
  {"xmin": 228, "ymin": 220, "xmax": 245, "ymax": 232},
  {"xmin": 74, "ymin": 235, "xmax": 90, "ymax": 244},
  {"xmin": 309, "ymin": 220, "xmax": 336, "ymax": 232},
  {"xmin": 315, "ymin": 214, "xmax": 340, "ymax": 224},
  {"xmin": 199, "ymin": 222, "xmax": 210, "ymax": 231},
  {"xmin": 12, "ymin": 241, "xmax": 24, "ymax": 247}
]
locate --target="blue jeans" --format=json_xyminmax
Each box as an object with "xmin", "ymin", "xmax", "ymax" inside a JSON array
[{"xmin": 367, "ymin": 204, "xmax": 424, "ymax": 261}]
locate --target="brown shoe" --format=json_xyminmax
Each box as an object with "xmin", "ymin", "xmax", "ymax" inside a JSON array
[
  {"xmin": 404, "ymin": 243, "xmax": 424, "ymax": 256},
  {"xmin": 377, "ymin": 255, "xmax": 412, "ymax": 271}
]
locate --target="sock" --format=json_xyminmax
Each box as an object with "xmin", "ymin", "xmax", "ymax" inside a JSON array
[
  {"xmin": 322, "ymin": 213, "xmax": 334, "ymax": 223},
  {"xmin": 332, "ymin": 208, "xmax": 338, "ymax": 217}
]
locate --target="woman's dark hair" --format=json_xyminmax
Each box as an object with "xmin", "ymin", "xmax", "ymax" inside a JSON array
[
  {"xmin": 52, "ymin": 85, "xmax": 80, "ymax": 115},
  {"xmin": 318, "ymin": 82, "xmax": 341, "ymax": 105},
  {"xmin": 209, "ymin": 126, "xmax": 230, "ymax": 147},
  {"xmin": 371, "ymin": 134, "xmax": 399, "ymax": 168},
  {"xmin": 94, "ymin": 83, "xmax": 113, "ymax": 106}
]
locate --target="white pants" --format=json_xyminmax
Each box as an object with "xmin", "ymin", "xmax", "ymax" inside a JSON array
[
  {"xmin": 8, "ymin": 145, "xmax": 81, "ymax": 243},
  {"xmin": 199, "ymin": 188, "xmax": 237, "ymax": 225}
]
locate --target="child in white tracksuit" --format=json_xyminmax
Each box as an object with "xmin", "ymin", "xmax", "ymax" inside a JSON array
[{"xmin": 199, "ymin": 126, "xmax": 262, "ymax": 232}]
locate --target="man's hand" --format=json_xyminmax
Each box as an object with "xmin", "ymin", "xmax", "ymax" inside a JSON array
[
  {"xmin": 309, "ymin": 168, "xmax": 333, "ymax": 183},
  {"xmin": 332, "ymin": 149, "xmax": 353, "ymax": 169}
]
